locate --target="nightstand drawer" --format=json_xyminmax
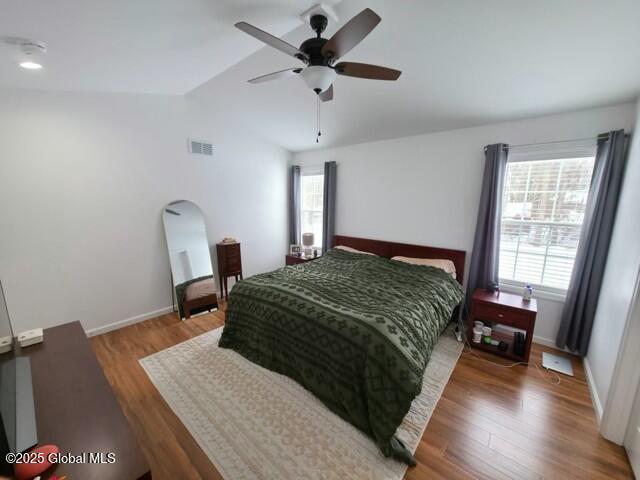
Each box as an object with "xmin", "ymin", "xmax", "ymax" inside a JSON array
[
  {"xmin": 226, "ymin": 249, "xmax": 240, "ymax": 262},
  {"xmin": 474, "ymin": 302, "xmax": 531, "ymax": 329},
  {"xmin": 285, "ymin": 254, "xmax": 320, "ymax": 266},
  {"xmin": 286, "ymin": 255, "xmax": 306, "ymax": 266},
  {"xmin": 224, "ymin": 243, "xmax": 240, "ymax": 255}
]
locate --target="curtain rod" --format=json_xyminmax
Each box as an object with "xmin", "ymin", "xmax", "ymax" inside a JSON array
[{"xmin": 484, "ymin": 133, "xmax": 630, "ymax": 152}]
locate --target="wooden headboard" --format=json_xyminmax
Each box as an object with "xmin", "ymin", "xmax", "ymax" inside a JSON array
[{"xmin": 332, "ymin": 235, "xmax": 466, "ymax": 285}]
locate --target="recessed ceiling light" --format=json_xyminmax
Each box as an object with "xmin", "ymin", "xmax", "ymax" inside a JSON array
[{"xmin": 19, "ymin": 61, "xmax": 43, "ymax": 70}]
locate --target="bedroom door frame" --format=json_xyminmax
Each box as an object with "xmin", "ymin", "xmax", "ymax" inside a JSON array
[{"xmin": 600, "ymin": 269, "xmax": 640, "ymax": 444}]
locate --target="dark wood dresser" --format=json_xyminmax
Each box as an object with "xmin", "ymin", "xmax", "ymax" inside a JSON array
[
  {"xmin": 216, "ymin": 241, "xmax": 243, "ymax": 299},
  {"xmin": 23, "ymin": 321, "xmax": 150, "ymax": 479}
]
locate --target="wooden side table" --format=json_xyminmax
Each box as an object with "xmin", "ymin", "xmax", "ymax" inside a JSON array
[
  {"xmin": 468, "ymin": 289, "xmax": 537, "ymax": 363},
  {"xmin": 285, "ymin": 254, "xmax": 320, "ymax": 266},
  {"xmin": 216, "ymin": 242, "xmax": 243, "ymax": 300}
]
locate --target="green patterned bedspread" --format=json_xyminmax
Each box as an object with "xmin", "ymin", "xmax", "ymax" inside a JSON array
[{"xmin": 219, "ymin": 248, "xmax": 463, "ymax": 464}]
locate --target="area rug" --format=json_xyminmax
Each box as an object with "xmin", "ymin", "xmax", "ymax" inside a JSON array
[{"xmin": 140, "ymin": 325, "xmax": 462, "ymax": 480}]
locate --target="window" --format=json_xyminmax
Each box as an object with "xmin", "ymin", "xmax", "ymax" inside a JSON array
[
  {"xmin": 300, "ymin": 172, "xmax": 324, "ymax": 249},
  {"xmin": 499, "ymin": 154, "xmax": 595, "ymax": 293}
]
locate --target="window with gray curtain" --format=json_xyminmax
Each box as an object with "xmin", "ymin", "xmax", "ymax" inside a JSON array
[
  {"xmin": 556, "ymin": 130, "xmax": 629, "ymax": 355},
  {"xmin": 465, "ymin": 144, "xmax": 509, "ymax": 309},
  {"xmin": 300, "ymin": 170, "xmax": 324, "ymax": 249},
  {"xmin": 289, "ymin": 165, "xmax": 301, "ymax": 246},
  {"xmin": 499, "ymin": 149, "xmax": 597, "ymax": 294},
  {"xmin": 322, "ymin": 161, "xmax": 337, "ymax": 254},
  {"xmin": 291, "ymin": 162, "xmax": 335, "ymax": 253}
]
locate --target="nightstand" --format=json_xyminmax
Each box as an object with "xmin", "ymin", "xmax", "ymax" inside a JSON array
[
  {"xmin": 216, "ymin": 242, "xmax": 243, "ymax": 300},
  {"xmin": 285, "ymin": 254, "xmax": 319, "ymax": 266},
  {"xmin": 468, "ymin": 289, "xmax": 537, "ymax": 363}
]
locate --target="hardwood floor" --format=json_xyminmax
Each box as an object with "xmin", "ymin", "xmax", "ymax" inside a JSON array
[{"xmin": 90, "ymin": 301, "xmax": 633, "ymax": 480}]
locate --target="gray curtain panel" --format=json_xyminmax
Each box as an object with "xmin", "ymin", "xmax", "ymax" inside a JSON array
[
  {"xmin": 466, "ymin": 144, "xmax": 509, "ymax": 308},
  {"xmin": 322, "ymin": 161, "xmax": 337, "ymax": 253},
  {"xmin": 556, "ymin": 130, "xmax": 628, "ymax": 355},
  {"xmin": 289, "ymin": 165, "xmax": 301, "ymax": 246}
]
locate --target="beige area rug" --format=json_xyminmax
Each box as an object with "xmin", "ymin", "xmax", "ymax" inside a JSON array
[{"xmin": 140, "ymin": 325, "xmax": 463, "ymax": 480}]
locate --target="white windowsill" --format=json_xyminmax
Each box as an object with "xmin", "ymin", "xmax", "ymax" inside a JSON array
[{"xmin": 499, "ymin": 282, "xmax": 566, "ymax": 303}]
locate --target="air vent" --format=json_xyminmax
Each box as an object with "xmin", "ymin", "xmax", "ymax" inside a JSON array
[{"xmin": 189, "ymin": 138, "xmax": 213, "ymax": 156}]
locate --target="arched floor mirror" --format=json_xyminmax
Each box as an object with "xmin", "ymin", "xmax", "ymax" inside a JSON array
[{"xmin": 162, "ymin": 200, "xmax": 218, "ymax": 319}]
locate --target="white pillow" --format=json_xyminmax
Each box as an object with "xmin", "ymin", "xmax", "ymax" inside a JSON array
[
  {"xmin": 391, "ymin": 256, "xmax": 456, "ymax": 278},
  {"xmin": 334, "ymin": 245, "xmax": 377, "ymax": 256}
]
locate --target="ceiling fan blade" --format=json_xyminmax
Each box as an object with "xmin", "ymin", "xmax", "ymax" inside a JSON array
[
  {"xmin": 319, "ymin": 84, "xmax": 333, "ymax": 102},
  {"xmin": 248, "ymin": 68, "xmax": 302, "ymax": 84},
  {"xmin": 235, "ymin": 22, "xmax": 308, "ymax": 62},
  {"xmin": 321, "ymin": 8, "xmax": 381, "ymax": 60},
  {"xmin": 335, "ymin": 62, "xmax": 401, "ymax": 80}
]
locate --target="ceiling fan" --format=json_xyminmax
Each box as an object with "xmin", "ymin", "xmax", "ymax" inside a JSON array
[{"xmin": 235, "ymin": 8, "xmax": 401, "ymax": 103}]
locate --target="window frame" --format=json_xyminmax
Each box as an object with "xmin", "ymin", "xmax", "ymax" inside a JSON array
[
  {"xmin": 299, "ymin": 165, "xmax": 325, "ymax": 250},
  {"xmin": 499, "ymin": 140, "xmax": 597, "ymax": 299}
]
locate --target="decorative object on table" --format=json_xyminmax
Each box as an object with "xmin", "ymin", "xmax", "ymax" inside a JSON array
[
  {"xmin": 481, "ymin": 326, "xmax": 492, "ymax": 344},
  {"xmin": 217, "ymin": 241, "xmax": 243, "ymax": 300},
  {"xmin": 513, "ymin": 332, "xmax": 526, "ymax": 357},
  {"xmin": 487, "ymin": 281, "xmax": 500, "ymax": 294},
  {"xmin": 313, "ymin": 249, "xmax": 318, "ymax": 258},
  {"xmin": 472, "ymin": 327, "xmax": 482, "ymax": 344},
  {"xmin": 468, "ymin": 289, "xmax": 537, "ymax": 363},
  {"xmin": 302, "ymin": 232, "xmax": 314, "ymax": 257},
  {"xmin": 14, "ymin": 444, "xmax": 59, "ymax": 480},
  {"xmin": 221, "ymin": 237, "xmax": 237, "ymax": 244},
  {"xmin": 162, "ymin": 200, "xmax": 218, "ymax": 319},
  {"xmin": 289, "ymin": 244, "xmax": 302, "ymax": 256},
  {"xmin": 522, "ymin": 283, "xmax": 533, "ymax": 301}
]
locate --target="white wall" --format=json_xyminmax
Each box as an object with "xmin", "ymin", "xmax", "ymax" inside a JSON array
[
  {"xmin": 586, "ymin": 99, "xmax": 640, "ymax": 418},
  {"xmin": 293, "ymin": 103, "xmax": 637, "ymax": 345},
  {"xmin": 0, "ymin": 89, "xmax": 290, "ymax": 335}
]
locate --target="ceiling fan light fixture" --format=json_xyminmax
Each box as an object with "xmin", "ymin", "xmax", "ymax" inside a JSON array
[
  {"xmin": 19, "ymin": 61, "xmax": 43, "ymax": 70},
  {"xmin": 15, "ymin": 41, "xmax": 47, "ymax": 71},
  {"xmin": 300, "ymin": 66, "xmax": 336, "ymax": 94}
]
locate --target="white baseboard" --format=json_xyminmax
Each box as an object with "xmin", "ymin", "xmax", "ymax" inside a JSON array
[
  {"xmin": 85, "ymin": 305, "xmax": 175, "ymax": 337},
  {"xmin": 532, "ymin": 335, "xmax": 557, "ymax": 348},
  {"xmin": 583, "ymin": 357, "xmax": 603, "ymax": 424},
  {"xmin": 532, "ymin": 335, "xmax": 576, "ymax": 355}
]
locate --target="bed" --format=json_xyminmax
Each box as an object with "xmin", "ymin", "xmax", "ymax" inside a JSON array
[{"xmin": 219, "ymin": 236, "xmax": 465, "ymax": 465}]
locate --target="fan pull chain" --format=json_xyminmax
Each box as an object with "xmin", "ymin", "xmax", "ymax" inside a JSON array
[{"xmin": 316, "ymin": 94, "xmax": 321, "ymax": 143}]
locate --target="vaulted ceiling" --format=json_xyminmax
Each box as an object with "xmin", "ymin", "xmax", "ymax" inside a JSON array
[
  {"xmin": 0, "ymin": 0, "xmax": 329, "ymax": 94},
  {"xmin": 2, "ymin": 0, "xmax": 639, "ymax": 151}
]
